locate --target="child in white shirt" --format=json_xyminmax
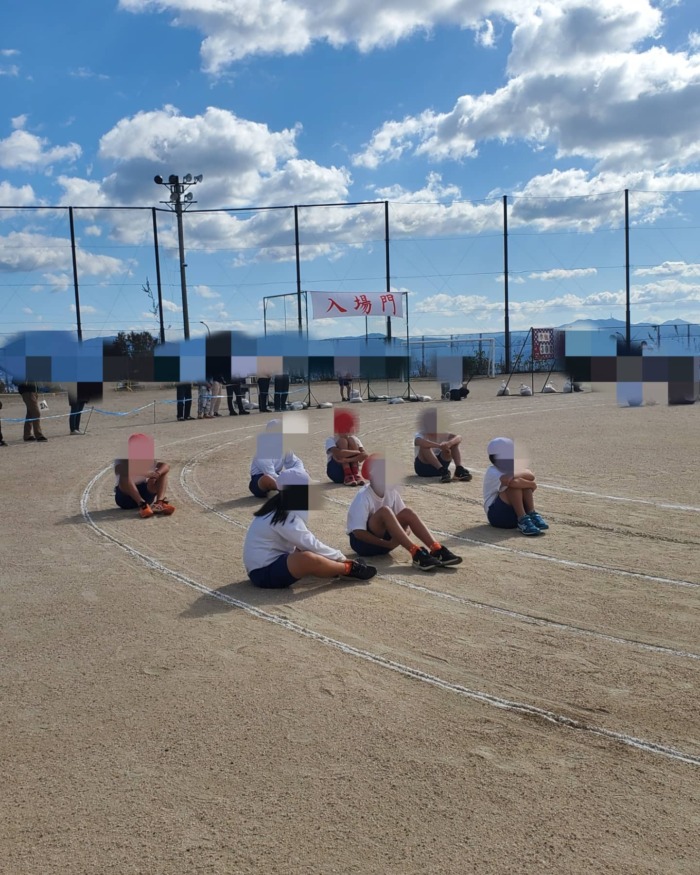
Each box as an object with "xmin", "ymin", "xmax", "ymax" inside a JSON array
[
  {"xmin": 346, "ymin": 455, "xmax": 462, "ymax": 571},
  {"xmin": 414, "ymin": 407, "xmax": 471, "ymax": 483},
  {"xmin": 243, "ymin": 468, "xmax": 376, "ymax": 588},
  {"xmin": 483, "ymin": 436, "xmax": 549, "ymax": 537},
  {"xmin": 249, "ymin": 419, "xmax": 305, "ymax": 498}
]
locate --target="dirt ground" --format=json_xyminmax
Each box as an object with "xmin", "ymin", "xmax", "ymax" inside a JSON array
[{"xmin": 1, "ymin": 377, "xmax": 699, "ymax": 875}]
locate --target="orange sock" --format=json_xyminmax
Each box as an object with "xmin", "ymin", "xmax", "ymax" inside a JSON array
[
  {"xmin": 429, "ymin": 541, "xmax": 441, "ymax": 553},
  {"xmin": 408, "ymin": 544, "xmax": 421, "ymax": 557},
  {"xmin": 343, "ymin": 560, "xmax": 353, "ymax": 575}
]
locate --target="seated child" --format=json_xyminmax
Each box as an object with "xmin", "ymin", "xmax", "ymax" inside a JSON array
[
  {"xmin": 325, "ymin": 409, "xmax": 368, "ymax": 486},
  {"xmin": 414, "ymin": 407, "xmax": 471, "ymax": 483},
  {"xmin": 483, "ymin": 436, "xmax": 549, "ymax": 536},
  {"xmin": 114, "ymin": 457, "xmax": 175, "ymax": 518},
  {"xmin": 243, "ymin": 467, "xmax": 376, "ymax": 588},
  {"xmin": 346, "ymin": 454, "xmax": 462, "ymax": 571},
  {"xmin": 249, "ymin": 418, "xmax": 306, "ymax": 498}
]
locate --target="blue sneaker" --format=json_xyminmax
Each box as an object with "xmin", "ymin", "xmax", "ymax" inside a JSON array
[
  {"xmin": 528, "ymin": 511, "xmax": 549, "ymax": 530},
  {"xmin": 517, "ymin": 515, "xmax": 541, "ymax": 536}
]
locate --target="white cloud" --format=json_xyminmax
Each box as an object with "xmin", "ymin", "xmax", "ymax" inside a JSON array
[
  {"xmin": 352, "ymin": 1, "xmax": 700, "ymax": 177},
  {"xmin": 634, "ymin": 261, "xmax": 700, "ymax": 278},
  {"xmin": 161, "ymin": 299, "xmax": 182, "ymax": 312},
  {"xmin": 0, "ymin": 232, "xmax": 126, "ymax": 279},
  {"xmin": 528, "ymin": 268, "xmax": 598, "ymax": 281},
  {"xmin": 84, "ymin": 225, "xmax": 102, "ymax": 237},
  {"xmin": 0, "ymin": 181, "xmax": 36, "ymax": 208},
  {"xmin": 0, "ymin": 65, "xmax": 19, "ymax": 77},
  {"xmin": 193, "ymin": 284, "xmax": 220, "ymax": 299},
  {"xmin": 0, "ymin": 49, "xmax": 19, "ymax": 57},
  {"xmin": 0, "ymin": 130, "xmax": 81, "ymax": 170},
  {"xmin": 70, "ymin": 304, "xmax": 98, "ymax": 314},
  {"xmin": 11, "ymin": 114, "xmax": 27, "ymax": 130},
  {"xmin": 118, "ymin": 0, "xmax": 516, "ymax": 74},
  {"xmin": 22, "ymin": 306, "xmax": 33, "ymax": 314}
]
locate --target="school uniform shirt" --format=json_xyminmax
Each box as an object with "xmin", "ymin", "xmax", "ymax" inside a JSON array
[
  {"xmin": 243, "ymin": 512, "xmax": 345, "ymax": 573},
  {"xmin": 483, "ymin": 464, "xmax": 507, "ymax": 512},
  {"xmin": 250, "ymin": 450, "xmax": 304, "ymax": 479},
  {"xmin": 346, "ymin": 484, "xmax": 406, "ymax": 534},
  {"xmin": 325, "ymin": 435, "xmax": 364, "ymax": 461}
]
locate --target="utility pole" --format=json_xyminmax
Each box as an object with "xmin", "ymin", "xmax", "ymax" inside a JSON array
[{"xmin": 153, "ymin": 173, "xmax": 203, "ymax": 341}]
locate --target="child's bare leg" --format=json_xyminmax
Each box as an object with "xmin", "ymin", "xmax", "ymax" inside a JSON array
[
  {"xmin": 287, "ymin": 552, "xmax": 348, "ymax": 579},
  {"xmin": 369, "ymin": 508, "xmax": 413, "ymax": 551},
  {"xmin": 500, "ymin": 487, "xmax": 527, "ymax": 518},
  {"xmin": 122, "ymin": 480, "xmax": 150, "ymax": 506},
  {"xmin": 396, "ymin": 508, "xmax": 438, "ymax": 549},
  {"xmin": 149, "ymin": 474, "xmax": 169, "ymax": 502},
  {"xmin": 418, "ymin": 448, "xmax": 448, "ymax": 469},
  {"xmin": 522, "ymin": 488, "xmax": 535, "ymax": 514},
  {"xmin": 450, "ymin": 443, "xmax": 462, "ymax": 467},
  {"xmin": 258, "ymin": 474, "xmax": 278, "ymax": 493}
]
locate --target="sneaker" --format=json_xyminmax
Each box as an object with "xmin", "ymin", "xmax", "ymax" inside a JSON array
[
  {"xmin": 440, "ymin": 470, "xmax": 452, "ymax": 483},
  {"xmin": 412, "ymin": 548, "xmax": 441, "ymax": 571},
  {"xmin": 344, "ymin": 475, "xmax": 357, "ymax": 486},
  {"xmin": 353, "ymin": 476, "xmax": 366, "ymax": 486},
  {"xmin": 36, "ymin": 435, "xmax": 48, "ymax": 442},
  {"xmin": 453, "ymin": 466, "xmax": 473, "ymax": 482},
  {"xmin": 346, "ymin": 560, "xmax": 377, "ymax": 581},
  {"xmin": 528, "ymin": 511, "xmax": 549, "ymax": 530},
  {"xmin": 517, "ymin": 515, "xmax": 541, "ymax": 536},
  {"xmin": 139, "ymin": 503, "xmax": 154, "ymax": 519},
  {"xmin": 24, "ymin": 436, "xmax": 36, "ymax": 442},
  {"xmin": 431, "ymin": 546, "xmax": 463, "ymax": 567},
  {"xmin": 0, "ymin": 440, "xmax": 7, "ymax": 447},
  {"xmin": 152, "ymin": 500, "xmax": 175, "ymax": 515}
]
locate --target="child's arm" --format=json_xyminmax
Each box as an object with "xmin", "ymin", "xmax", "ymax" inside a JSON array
[
  {"xmin": 500, "ymin": 472, "xmax": 537, "ymax": 490},
  {"xmin": 415, "ymin": 436, "xmax": 443, "ymax": 449}
]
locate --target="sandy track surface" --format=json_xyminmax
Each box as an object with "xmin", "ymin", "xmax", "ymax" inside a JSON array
[{"xmin": 2, "ymin": 379, "xmax": 699, "ymax": 874}]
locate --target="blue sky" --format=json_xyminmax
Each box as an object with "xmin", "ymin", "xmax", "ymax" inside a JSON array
[{"xmin": 3, "ymin": 0, "xmax": 700, "ymax": 342}]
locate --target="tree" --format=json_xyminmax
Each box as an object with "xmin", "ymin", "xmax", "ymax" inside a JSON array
[{"xmin": 112, "ymin": 330, "xmax": 158, "ymax": 358}]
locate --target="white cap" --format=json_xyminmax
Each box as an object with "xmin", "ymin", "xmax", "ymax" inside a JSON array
[
  {"xmin": 276, "ymin": 468, "xmax": 310, "ymax": 489},
  {"xmin": 487, "ymin": 437, "xmax": 514, "ymax": 458}
]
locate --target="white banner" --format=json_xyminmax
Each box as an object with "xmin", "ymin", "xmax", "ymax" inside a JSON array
[{"xmin": 310, "ymin": 291, "xmax": 403, "ymax": 320}]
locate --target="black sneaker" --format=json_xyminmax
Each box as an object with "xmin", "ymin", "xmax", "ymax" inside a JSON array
[
  {"xmin": 347, "ymin": 560, "xmax": 377, "ymax": 581},
  {"xmin": 0, "ymin": 440, "xmax": 7, "ymax": 447},
  {"xmin": 453, "ymin": 466, "xmax": 472, "ymax": 482},
  {"xmin": 412, "ymin": 548, "xmax": 441, "ymax": 571},
  {"xmin": 440, "ymin": 469, "xmax": 452, "ymax": 483},
  {"xmin": 431, "ymin": 546, "xmax": 463, "ymax": 567},
  {"xmin": 24, "ymin": 436, "xmax": 36, "ymax": 442},
  {"xmin": 36, "ymin": 435, "xmax": 48, "ymax": 442}
]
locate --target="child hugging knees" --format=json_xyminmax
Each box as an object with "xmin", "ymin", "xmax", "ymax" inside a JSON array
[{"xmin": 483, "ymin": 437, "xmax": 549, "ymax": 536}]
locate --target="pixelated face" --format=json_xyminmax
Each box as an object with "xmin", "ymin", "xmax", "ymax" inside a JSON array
[
  {"xmin": 362, "ymin": 454, "xmax": 402, "ymax": 497},
  {"xmin": 334, "ymin": 408, "xmax": 358, "ymax": 436},
  {"xmin": 127, "ymin": 433, "xmax": 155, "ymax": 479},
  {"xmin": 417, "ymin": 406, "xmax": 448, "ymax": 437}
]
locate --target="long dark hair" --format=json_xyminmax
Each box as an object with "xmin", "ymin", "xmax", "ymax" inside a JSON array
[{"xmin": 253, "ymin": 485, "xmax": 309, "ymax": 526}]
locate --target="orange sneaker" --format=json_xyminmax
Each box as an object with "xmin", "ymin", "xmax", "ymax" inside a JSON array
[
  {"xmin": 139, "ymin": 502, "xmax": 154, "ymax": 519},
  {"xmin": 152, "ymin": 500, "xmax": 175, "ymax": 515}
]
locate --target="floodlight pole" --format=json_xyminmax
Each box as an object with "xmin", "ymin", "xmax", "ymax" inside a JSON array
[
  {"xmin": 503, "ymin": 195, "xmax": 511, "ymax": 373},
  {"xmin": 68, "ymin": 206, "xmax": 82, "ymax": 342},
  {"xmin": 624, "ymin": 188, "xmax": 631, "ymax": 353},
  {"xmin": 294, "ymin": 205, "xmax": 303, "ymax": 336},
  {"xmin": 384, "ymin": 200, "xmax": 392, "ymax": 343},
  {"xmin": 154, "ymin": 173, "xmax": 203, "ymax": 341}
]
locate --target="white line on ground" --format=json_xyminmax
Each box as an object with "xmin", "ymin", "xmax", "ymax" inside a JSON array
[{"xmin": 82, "ymin": 464, "xmax": 700, "ymax": 768}]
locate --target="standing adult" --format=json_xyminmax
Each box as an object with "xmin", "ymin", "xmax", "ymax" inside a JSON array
[
  {"xmin": 18, "ymin": 381, "xmax": 47, "ymax": 442},
  {"xmin": 0, "ymin": 399, "xmax": 6, "ymax": 446},
  {"xmin": 68, "ymin": 383, "xmax": 86, "ymax": 434},
  {"xmin": 176, "ymin": 382, "xmax": 193, "ymax": 421},
  {"xmin": 210, "ymin": 377, "xmax": 223, "ymax": 416},
  {"xmin": 227, "ymin": 377, "xmax": 249, "ymax": 416},
  {"xmin": 257, "ymin": 374, "xmax": 271, "ymax": 413},
  {"xmin": 273, "ymin": 373, "xmax": 290, "ymax": 412}
]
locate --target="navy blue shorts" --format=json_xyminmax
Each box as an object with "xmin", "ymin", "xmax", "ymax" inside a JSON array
[
  {"xmin": 414, "ymin": 451, "xmax": 449, "ymax": 478},
  {"xmin": 248, "ymin": 554, "xmax": 300, "ymax": 589},
  {"xmin": 349, "ymin": 529, "xmax": 393, "ymax": 556},
  {"xmin": 249, "ymin": 473, "xmax": 270, "ymax": 498},
  {"xmin": 487, "ymin": 495, "xmax": 518, "ymax": 529},
  {"xmin": 114, "ymin": 481, "xmax": 156, "ymax": 510},
  {"xmin": 327, "ymin": 458, "xmax": 345, "ymax": 483}
]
